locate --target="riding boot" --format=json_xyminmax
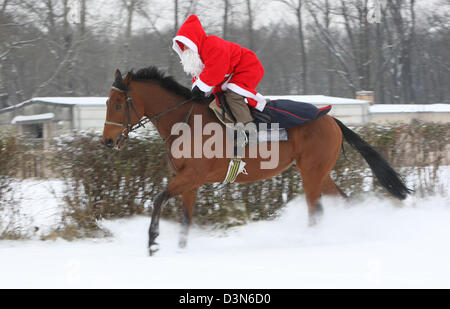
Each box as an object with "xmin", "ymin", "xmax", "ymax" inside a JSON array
[
  {"xmin": 221, "ymin": 91, "xmax": 255, "ymax": 184},
  {"xmin": 223, "ymin": 125, "xmax": 248, "ymax": 183}
]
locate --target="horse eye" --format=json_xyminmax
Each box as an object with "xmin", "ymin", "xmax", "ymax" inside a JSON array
[{"xmin": 115, "ymin": 104, "xmax": 122, "ymax": 110}]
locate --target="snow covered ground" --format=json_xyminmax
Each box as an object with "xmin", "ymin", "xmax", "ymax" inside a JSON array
[{"xmin": 1, "ymin": 177, "xmax": 449, "ymax": 289}]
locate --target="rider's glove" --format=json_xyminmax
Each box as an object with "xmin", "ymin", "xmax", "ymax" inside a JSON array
[{"xmin": 191, "ymin": 86, "xmax": 206, "ymax": 101}]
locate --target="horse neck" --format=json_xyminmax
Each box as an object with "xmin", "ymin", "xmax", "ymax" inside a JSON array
[{"xmin": 136, "ymin": 82, "xmax": 214, "ymax": 139}]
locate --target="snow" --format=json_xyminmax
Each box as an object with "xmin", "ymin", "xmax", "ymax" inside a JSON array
[
  {"xmin": 10, "ymin": 179, "xmax": 65, "ymax": 236},
  {"xmin": 369, "ymin": 104, "xmax": 450, "ymax": 113},
  {"xmin": 266, "ymin": 95, "xmax": 370, "ymax": 105},
  {"xmin": 11, "ymin": 113, "xmax": 55, "ymax": 124},
  {"xmin": 1, "ymin": 175, "xmax": 449, "ymax": 288}
]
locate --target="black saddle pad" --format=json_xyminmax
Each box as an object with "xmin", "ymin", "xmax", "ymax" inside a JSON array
[
  {"xmin": 255, "ymin": 99, "xmax": 332, "ymax": 129},
  {"xmin": 213, "ymin": 94, "xmax": 332, "ymax": 130}
]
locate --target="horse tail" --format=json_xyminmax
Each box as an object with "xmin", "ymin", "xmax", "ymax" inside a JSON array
[{"xmin": 333, "ymin": 117, "xmax": 412, "ymax": 200}]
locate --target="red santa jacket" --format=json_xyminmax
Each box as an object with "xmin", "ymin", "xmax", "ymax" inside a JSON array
[{"xmin": 172, "ymin": 15, "xmax": 266, "ymax": 111}]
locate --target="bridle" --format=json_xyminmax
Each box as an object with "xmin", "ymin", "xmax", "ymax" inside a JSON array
[
  {"xmin": 104, "ymin": 79, "xmax": 198, "ymax": 173},
  {"xmin": 105, "ymin": 80, "xmax": 196, "ymax": 147}
]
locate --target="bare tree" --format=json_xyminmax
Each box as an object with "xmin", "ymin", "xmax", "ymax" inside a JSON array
[
  {"xmin": 389, "ymin": 0, "xmax": 416, "ymax": 104},
  {"xmin": 0, "ymin": 1, "xmax": 42, "ymax": 104},
  {"xmin": 246, "ymin": 0, "xmax": 254, "ymax": 50},
  {"xmin": 223, "ymin": 0, "xmax": 230, "ymax": 40},
  {"xmin": 79, "ymin": 0, "xmax": 87, "ymax": 35},
  {"xmin": 0, "ymin": 0, "xmax": 448, "ymax": 106},
  {"xmin": 323, "ymin": 0, "xmax": 334, "ymax": 96},
  {"xmin": 306, "ymin": 0, "xmax": 357, "ymax": 93},
  {"xmin": 278, "ymin": 0, "xmax": 308, "ymax": 93}
]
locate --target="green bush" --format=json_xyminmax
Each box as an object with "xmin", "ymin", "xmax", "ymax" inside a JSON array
[
  {"xmin": 0, "ymin": 122, "xmax": 440, "ymax": 239},
  {"xmin": 48, "ymin": 131, "xmax": 167, "ymax": 239},
  {"xmin": 0, "ymin": 131, "xmax": 30, "ymax": 240},
  {"xmin": 333, "ymin": 122, "xmax": 450, "ymax": 197},
  {"xmin": 23, "ymin": 121, "xmax": 450, "ymax": 238}
]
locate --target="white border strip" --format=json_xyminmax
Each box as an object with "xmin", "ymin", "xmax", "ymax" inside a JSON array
[
  {"xmin": 193, "ymin": 77, "xmax": 213, "ymax": 92},
  {"xmin": 227, "ymin": 83, "xmax": 267, "ymax": 111},
  {"xmin": 172, "ymin": 35, "xmax": 198, "ymax": 58}
]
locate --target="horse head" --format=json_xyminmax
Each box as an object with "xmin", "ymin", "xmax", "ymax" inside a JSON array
[{"xmin": 102, "ymin": 69, "xmax": 144, "ymax": 150}]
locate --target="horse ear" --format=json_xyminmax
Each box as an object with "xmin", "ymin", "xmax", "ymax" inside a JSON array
[
  {"xmin": 114, "ymin": 69, "xmax": 122, "ymax": 81},
  {"xmin": 123, "ymin": 72, "xmax": 132, "ymax": 86}
]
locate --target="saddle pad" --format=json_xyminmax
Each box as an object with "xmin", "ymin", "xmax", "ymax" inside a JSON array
[
  {"xmin": 255, "ymin": 99, "xmax": 332, "ymax": 129},
  {"xmin": 249, "ymin": 128, "xmax": 289, "ymax": 145}
]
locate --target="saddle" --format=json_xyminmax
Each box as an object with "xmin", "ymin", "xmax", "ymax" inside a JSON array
[{"xmin": 209, "ymin": 93, "xmax": 289, "ymax": 144}]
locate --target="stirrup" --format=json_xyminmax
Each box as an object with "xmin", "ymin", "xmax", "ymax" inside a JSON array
[
  {"xmin": 223, "ymin": 159, "xmax": 248, "ymax": 184},
  {"xmin": 233, "ymin": 125, "xmax": 248, "ymax": 158}
]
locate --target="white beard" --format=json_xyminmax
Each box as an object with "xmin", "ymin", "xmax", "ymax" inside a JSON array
[{"xmin": 180, "ymin": 48, "xmax": 204, "ymax": 78}]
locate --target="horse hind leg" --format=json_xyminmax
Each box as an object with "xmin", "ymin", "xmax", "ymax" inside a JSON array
[
  {"xmin": 295, "ymin": 165, "xmax": 325, "ymax": 226},
  {"xmin": 293, "ymin": 116, "xmax": 343, "ymax": 226},
  {"xmin": 321, "ymin": 175, "xmax": 348, "ymax": 199}
]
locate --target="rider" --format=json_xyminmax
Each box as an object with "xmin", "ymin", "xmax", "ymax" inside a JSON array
[
  {"xmin": 172, "ymin": 14, "xmax": 266, "ymax": 129},
  {"xmin": 172, "ymin": 15, "xmax": 266, "ymax": 182}
]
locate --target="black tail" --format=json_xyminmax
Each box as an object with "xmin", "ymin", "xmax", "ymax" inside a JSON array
[{"xmin": 333, "ymin": 118, "xmax": 412, "ymax": 200}]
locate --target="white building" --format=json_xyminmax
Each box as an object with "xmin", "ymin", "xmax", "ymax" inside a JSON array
[
  {"xmin": 267, "ymin": 95, "xmax": 371, "ymax": 125},
  {"xmin": 0, "ymin": 97, "xmax": 107, "ymax": 139},
  {"xmin": 369, "ymin": 104, "xmax": 450, "ymax": 124},
  {"xmin": 1, "ymin": 96, "xmax": 449, "ymax": 141}
]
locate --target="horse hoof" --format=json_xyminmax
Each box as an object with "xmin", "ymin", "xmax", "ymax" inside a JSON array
[
  {"xmin": 178, "ymin": 240, "xmax": 187, "ymax": 249},
  {"xmin": 149, "ymin": 243, "xmax": 159, "ymax": 256}
]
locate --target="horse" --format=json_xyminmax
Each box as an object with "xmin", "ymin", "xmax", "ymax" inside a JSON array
[{"xmin": 102, "ymin": 67, "xmax": 411, "ymax": 256}]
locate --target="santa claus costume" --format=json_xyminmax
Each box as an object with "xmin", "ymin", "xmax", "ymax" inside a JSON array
[{"xmin": 172, "ymin": 14, "xmax": 266, "ymax": 124}]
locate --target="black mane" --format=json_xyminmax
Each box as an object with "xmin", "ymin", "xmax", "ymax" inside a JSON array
[{"xmin": 128, "ymin": 66, "xmax": 192, "ymax": 99}]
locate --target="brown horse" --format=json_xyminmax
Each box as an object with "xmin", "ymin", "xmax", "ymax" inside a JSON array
[{"xmin": 102, "ymin": 67, "xmax": 411, "ymax": 255}]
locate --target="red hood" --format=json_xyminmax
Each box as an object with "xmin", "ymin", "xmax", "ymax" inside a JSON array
[{"xmin": 172, "ymin": 15, "xmax": 207, "ymax": 57}]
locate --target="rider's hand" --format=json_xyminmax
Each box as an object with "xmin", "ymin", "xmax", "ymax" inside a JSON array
[{"xmin": 191, "ymin": 86, "xmax": 205, "ymax": 101}]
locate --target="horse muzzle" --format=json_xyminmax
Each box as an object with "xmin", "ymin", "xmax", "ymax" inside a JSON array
[
  {"xmin": 103, "ymin": 131, "xmax": 128, "ymax": 150},
  {"xmin": 103, "ymin": 138, "xmax": 114, "ymax": 148}
]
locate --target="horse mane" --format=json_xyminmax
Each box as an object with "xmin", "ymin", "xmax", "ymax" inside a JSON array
[{"xmin": 128, "ymin": 66, "xmax": 192, "ymax": 99}]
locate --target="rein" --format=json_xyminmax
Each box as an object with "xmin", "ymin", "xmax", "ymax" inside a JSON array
[{"xmin": 105, "ymin": 83, "xmax": 198, "ymax": 173}]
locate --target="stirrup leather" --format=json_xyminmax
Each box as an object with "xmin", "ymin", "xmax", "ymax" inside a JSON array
[{"xmin": 223, "ymin": 159, "xmax": 248, "ymax": 184}]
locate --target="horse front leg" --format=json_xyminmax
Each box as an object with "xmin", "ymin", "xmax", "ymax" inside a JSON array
[
  {"xmin": 179, "ymin": 188, "xmax": 198, "ymax": 249},
  {"xmin": 148, "ymin": 190, "xmax": 169, "ymax": 256},
  {"xmin": 148, "ymin": 167, "xmax": 204, "ymax": 256}
]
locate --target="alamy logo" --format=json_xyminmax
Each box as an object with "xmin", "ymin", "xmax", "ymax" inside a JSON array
[{"xmin": 169, "ymin": 115, "xmax": 281, "ymax": 169}]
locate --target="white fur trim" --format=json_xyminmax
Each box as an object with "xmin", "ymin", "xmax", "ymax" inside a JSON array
[
  {"xmin": 221, "ymin": 74, "xmax": 233, "ymax": 91},
  {"xmin": 227, "ymin": 83, "xmax": 267, "ymax": 111},
  {"xmin": 172, "ymin": 36, "xmax": 198, "ymax": 58},
  {"xmin": 193, "ymin": 77, "xmax": 213, "ymax": 92},
  {"xmin": 254, "ymin": 93, "xmax": 267, "ymax": 111}
]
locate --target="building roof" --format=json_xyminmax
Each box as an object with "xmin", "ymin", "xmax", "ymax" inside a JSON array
[
  {"xmin": 0, "ymin": 97, "xmax": 107, "ymax": 113},
  {"xmin": 369, "ymin": 104, "xmax": 450, "ymax": 113},
  {"xmin": 1, "ymin": 95, "xmax": 370, "ymax": 114},
  {"xmin": 11, "ymin": 113, "xmax": 55, "ymax": 124},
  {"xmin": 3, "ymin": 96, "xmax": 449, "ymax": 115},
  {"xmin": 29, "ymin": 97, "xmax": 108, "ymax": 106}
]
